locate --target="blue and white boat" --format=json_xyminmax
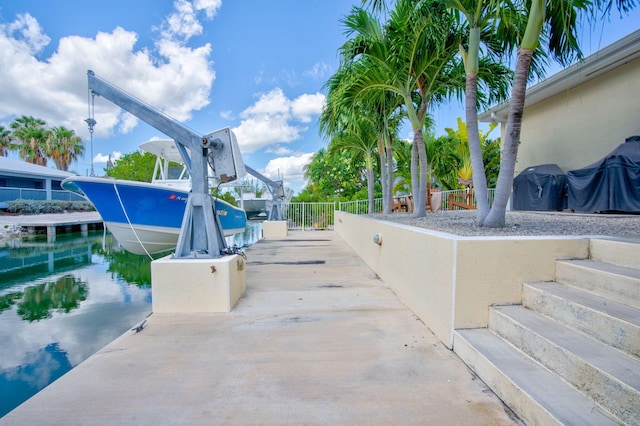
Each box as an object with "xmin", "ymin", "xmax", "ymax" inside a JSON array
[{"xmin": 62, "ymin": 140, "xmax": 247, "ymax": 255}]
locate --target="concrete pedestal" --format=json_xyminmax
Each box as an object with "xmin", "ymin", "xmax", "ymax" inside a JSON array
[
  {"xmin": 262, "ymin": 220, "xmax": 288, "ymax": 238},
  {"xmin": 151, "ymin": 254, "xmax": 246, "ymax": 313}
]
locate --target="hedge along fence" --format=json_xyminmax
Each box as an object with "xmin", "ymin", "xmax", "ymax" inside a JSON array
[{"xmin": 5, "ymin": 200, "xmax": 95, "ymax": 215}]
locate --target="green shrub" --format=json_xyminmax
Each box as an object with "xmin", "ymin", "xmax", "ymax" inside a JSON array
[{"xmin": 6, "ymin": 200, "xmax": 94, "ymax": 214}]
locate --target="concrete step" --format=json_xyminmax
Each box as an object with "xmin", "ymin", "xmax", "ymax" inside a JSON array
[
  {"xmin": 523, "ymin": 282, "xmax": 640, "ymax": 359},
  {"xmin": 590, "ymin": 238, "xmax": 640, "ymax": 269},
  {"xmin": 555, "ymin": 259, "xmax": 640, "ymax": 309},
  {"xmin": 454, "ymin": 328, "xmax": 620, "ymax": 426},
  {"xmin": 490, "ymin": 305, "xmax": 640, "ymax": 426}
]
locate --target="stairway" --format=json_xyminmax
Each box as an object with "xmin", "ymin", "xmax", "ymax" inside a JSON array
[{"xmin": 454, "ymin": 237, "xmax": 640, "ymax": 426}]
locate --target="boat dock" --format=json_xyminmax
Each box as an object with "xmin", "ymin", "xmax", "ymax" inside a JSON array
[
  {"xmin": 0, "ymin": 211, "xmax": 103, "ymax": 242},
  {"xmin": 1, "ymin": 231, "xmax": 517, "ymax": 425}
]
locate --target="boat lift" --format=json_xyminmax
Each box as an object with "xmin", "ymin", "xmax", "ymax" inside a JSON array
[
  {"xmin": 244, "ymin": 166, "xmax": 285, "ymax": 221},
  {"xmin": 86, "ymin": 70, "xmax": 245, "ymax": 259}
]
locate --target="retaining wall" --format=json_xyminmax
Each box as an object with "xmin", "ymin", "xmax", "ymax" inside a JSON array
[{"xmin": 334, "ymin": 211, "xmax": 589, "ymax": 347}]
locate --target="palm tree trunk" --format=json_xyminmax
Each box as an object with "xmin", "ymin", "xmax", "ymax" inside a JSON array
[
  {"xmin": 411, "ymin": 136, "xmax": 419, "ymax": 210},
  {"xmin": 413, "ymin": 127, "xmax": 427, "ymax": 217},
  {"xmin": 385, "ymin": 143, "xmax": 394, "ymax": 214},
  {"xmin": 377, "ymin": 135, "xmax": 391, "ymax": 214},
  {"xmin": 484, "ymin": 48, "xmax": 534, "ymax": 227},
  {"xmin": 463, "ymin": 26, "xmax": 490, "ymax": 225},
  {"xmin": 367, "ymin": 167, "xmax": 375, "ymax": 214},
  {"xmin": 465, "ymin": 72, "xmax": 490, "ymax": 225}
]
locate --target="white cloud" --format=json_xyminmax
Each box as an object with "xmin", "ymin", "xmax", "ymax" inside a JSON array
[
  {"xmin": 232, "ymin": 88, "xmax": 325, "ymax": 152},
  {"xmin": 266, "ymin": 145, "xmax": 293, "ymax": 155},
  {"xmin": 291, "ymin": 93, "xmax": 325, "ymax": 123},
  {"xmin": 264, "ymin": 152, "xmax": 314, "ymax": 186},
  {"xmin": 93, "ymin": 151, "xmax": 122, "ymax": 163},
  {"xmin": 194, "ymin": 0, "xmax": 222, "ymax": 18},
  {"xmin": 160, "ymin": 0, "xmax": 221, "ymax": 41},
  {"xmin": 220, "ymin": 110, "xmax": 234, "ymax": 120},
  {"xmin": 4, "ymin": 13, "xmax": 50, "ymax": 55},
  {"xmin": 303, "ymin": 62, "xmax": 332, "ymax": 80},
  {"xmin": 0, "ymin": 1, "xmax": 215, "ymax": 141}
]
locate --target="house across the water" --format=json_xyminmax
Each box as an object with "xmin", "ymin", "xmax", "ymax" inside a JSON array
[{"xmin": 0, "ymin": 157, "xmax": 83, "ymax": 209}]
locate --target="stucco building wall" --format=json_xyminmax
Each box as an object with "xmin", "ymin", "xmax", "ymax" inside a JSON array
[{"xmin": 514, "ymin": 56, "xmax": 640, "ymax": 175}]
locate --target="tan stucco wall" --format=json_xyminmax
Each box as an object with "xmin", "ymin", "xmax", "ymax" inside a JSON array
[
  {"xmin": 335, "ymin": 211, "xmax": 589, "ymax": 347},
  {"xmin": 513, "ymin": 56, "xmax": 640, "ymax": 176}
]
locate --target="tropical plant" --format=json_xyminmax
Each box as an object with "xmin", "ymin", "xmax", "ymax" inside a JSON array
[
  {"xmin": 10, "ymin": 116, "xmax": 50, "ymax": 166},
  {"xmin": 424, "ymin": 133, "xmax": 461, "ymax": 190},
  {"xmin": 302, "ymin": 147, "xmax": 367, "ymax": 200},
  {"xmin": 443, "ymin": 0, "xmax": 521, "ymax": 223},
  {"xmin": 444, "ymin": 117, "xmax": 498, "ymax": 188},
  {"xmin": 392, "ymin": 138, "xmax": 413, "ymax": 194},
  {"xmin": 0, "ymin": 125, "xmax": 12, "ymax": 156},
  {"xmin": 105, "ymin": 151, "xmax": 158, "ymax": 182},
  {"xmin": 341, "ymin": 0, "xmax": 467, "ymax": 217},
  {"xmin": 322, "ymin": 63, "xmax": 404, "ymax": 214},
  {"xmin": 46, "ymin": 126, "xmax": 85, "ymax": 171},
  {"xmin": 213, "ymin": 191, "xmax": 238, "ymax": 207},
  {"xmin": 482, "ymin": 137, "xmax": 501, "ymax": 188},
  {"xmin": 327, "ymin": 118, "xmax": 379, "ymax": 213}
]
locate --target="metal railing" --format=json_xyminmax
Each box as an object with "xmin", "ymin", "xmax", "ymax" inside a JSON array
[
  {"xmin": 439, "ymin": 188, "xmax": 496, "ymax": 211},
  {"xmin": 336, "ymin": 189, "xmax": 497, "ymax": 214},
  {"xmin": 283, "ymin": 202, "xmax": 336, "ymax": 230},
  {"xmin": 0, "ymin": 187, "xmax": 85, "ymax": 203},
  {"xmin": 338, "ymin": 198, "xmax": 384, "ymax": 214}
]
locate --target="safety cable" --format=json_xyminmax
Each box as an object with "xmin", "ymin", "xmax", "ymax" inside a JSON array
[{"xmin": 112, "ymin": 182, "xmax": 154, "ymax": 260}]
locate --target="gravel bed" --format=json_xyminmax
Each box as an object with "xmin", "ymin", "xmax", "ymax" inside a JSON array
[{"xmin": 367, "ymin": 210, "xmax": 640, "ymax": 238}]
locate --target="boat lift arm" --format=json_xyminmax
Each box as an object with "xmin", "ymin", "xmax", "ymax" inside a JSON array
[
  {"xmin": 244, "ymin": 165, "xmax": 285, "ymax": 221},
  {"xmin": 86, "ymin": 70, "xmax": 244, "ymax": 258}
]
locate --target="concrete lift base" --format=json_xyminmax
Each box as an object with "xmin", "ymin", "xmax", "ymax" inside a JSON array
[
  {"xmin": 151, "ymin": 254, "xmax": 246, "ymax": 313},
  {"xmin": 262, "ymin": 220, "xmax": 288, "ymax": 238}
]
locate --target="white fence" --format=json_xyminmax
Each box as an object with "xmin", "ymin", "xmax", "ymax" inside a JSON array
[{"xmin": 283, "ymin": 202, "xmax": 335, "ymax": 230}]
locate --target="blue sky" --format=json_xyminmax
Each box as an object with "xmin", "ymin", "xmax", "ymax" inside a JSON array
[{"xmin": 0, "ymin": 1, "xmax": 638, "ymax": 193}]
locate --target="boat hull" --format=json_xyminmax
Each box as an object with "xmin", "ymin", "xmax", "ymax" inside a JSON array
[{"xmin": 62, "ymin": 176, "xmax": 247, "ymax": 255}]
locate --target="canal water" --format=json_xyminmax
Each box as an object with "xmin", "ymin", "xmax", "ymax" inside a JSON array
[{"xmin": 0, "ymin": 221, "xmax": 262, "ymax": 418}]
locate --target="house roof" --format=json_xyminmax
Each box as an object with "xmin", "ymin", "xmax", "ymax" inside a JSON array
[
  {"xmin": 479, "ymin": 29, "xmax": 640, "ymax": 122},
  {"xmin": 0, "ymin": 156, "xmax": 73, "ymax": 179}
]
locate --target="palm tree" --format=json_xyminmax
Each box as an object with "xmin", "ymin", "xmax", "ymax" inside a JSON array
[
  {"xmin": 327, "ymin": 119, "xmax": 379, "ymax": 213},
  {"xmin": 392, "ymin": 138, "xmax": 413, "ymax": 194},
  {"xmin": 47, "ymin": 126, "xmax": 85, "ymax": 171},
  {"xmin": 371, "ymin": 94, "xmax": 404, "ymax": 214},
  {"xmin": 0, "ymin": 125, "xmax": 12, "ymax": 156},
  {"xmin": 443, "ymin": 117, "xmax": 499, "ymax": 189},
  {"xmin": 10, "ymin": 116, "xmax": 50, "ymax": 166},
  {"xmin": 442, "ymin": 0, "xmax": 524, "ymax": 225},
  {"xmin": 482, "ymin": 0, "xmax": 637, "ymax": 227},
  {"xmin": 341, "ymin": 0, "xmax": 465, "ymax": 217},
  {"xmin": 321, "ymin": 63, "xmax": 403, "ymax": 214}
]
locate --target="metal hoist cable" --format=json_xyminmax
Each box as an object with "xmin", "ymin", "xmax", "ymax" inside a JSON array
[{"xmin": 85, "ymin": 90, "xmax": 97, "ymax": 177}]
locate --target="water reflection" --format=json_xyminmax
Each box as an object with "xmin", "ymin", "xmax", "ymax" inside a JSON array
[
  {"xmin": 226, "ymin": 220, "xmax": 263, "ymax": 248},
  {"xmin": 15, "ymin": 274, "xmax": 88, "ymax": 322},
  {"xmin": 0, "ymin": 232, "xmax": 153, "ymax": 418},
  {"xmin": 0, "ymin": 221, "xmax": 263, "ymax": 418}
]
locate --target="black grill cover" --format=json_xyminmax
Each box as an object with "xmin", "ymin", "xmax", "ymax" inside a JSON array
[
  {"xmin": 512, "ymin": 164, "xmax": 567, "ymax": 211},
  {"xmin": 567, "ymin": 136, "xmax": 640, "ymax": 213}
]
